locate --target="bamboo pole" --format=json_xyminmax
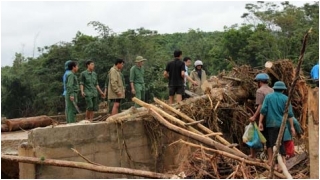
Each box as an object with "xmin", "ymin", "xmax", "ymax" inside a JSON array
[
  {"xmin": 268, "ymin": 28, "xmax": 311, "ymax": 178},
  {"xmin": 153, "ymin": 97, "xmax": 245, "ymax": 156},
  {"xmin": 149, "ymin": 108, "xmax": 248, "ymax": 159},
  {"xmin": 132, "ymin": 97, "xmax": 202, "ymax": 134},
  {"xmin": 1, "ymin": 155, "xmax": 171, "ymax": 179}
]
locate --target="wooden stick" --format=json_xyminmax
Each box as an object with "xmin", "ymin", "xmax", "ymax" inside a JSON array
[
  {"xmin": 204, "ymin": 132, "xmax": 223, "ymax": 137},
  {"xmin": 214, "ymin": 101, "xmax": 220, "ymax": 111},
  {"xmin": 206, "ymin": 94, "xmax": 213, "ymax": 109},
  {"xmin": 150, "ymin": 108, "xmax": 248, "ymax": 158},
  {"xmin": 240, "ymin": 161, "xmax": 248, "ymax": 179},
  {"xmin": 232, "ymin": 165, "xmax": 240, "ymax": 178},
  {"xmin": 70, "ymin": 148, "xmax": 102, "ymax": 166},
  {"xmin": 226, "ymin": 171, "xmax": 236, "ymax": 179},
  {"xmin": 268, "ymin": 28, "xmax": 311, "ymax": 178},
  {"xmin": 222, "ymin": 76, "xmax": 242, "ymax": 82},
  {"xmin": 153, "ymin": 97, "xmax": 245, "ymax": 156},
  {"xmin": 210, "ymin": 159, "xmax": 220, "ymax": 178},
  {"xmin": 185, "ymin": 120, "xmax": 204, "ymax": 126},
  {"xmin": 132, "ymin": 97, "xmax": 202, "ymax": 134},
  {"xmin": 1, "ymin": 155, "xmax": 171, "ymax": 178}
]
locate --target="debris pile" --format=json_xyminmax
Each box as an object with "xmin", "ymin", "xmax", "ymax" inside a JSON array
[{"xmin": 105, "ymin": 59, "xmax": 309, "ymax": 178}]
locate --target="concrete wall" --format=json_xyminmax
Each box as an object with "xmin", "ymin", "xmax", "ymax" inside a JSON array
[{"xmin": 25, "ymin": 119, "xmax": 193, "ymax": 178}]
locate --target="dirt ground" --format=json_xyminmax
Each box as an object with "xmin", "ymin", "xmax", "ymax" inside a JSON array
[{"xmin": 1, "ymin": 130, "xmax": 28, "ymax": 141}]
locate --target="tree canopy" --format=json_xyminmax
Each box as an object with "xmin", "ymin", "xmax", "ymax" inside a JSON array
[{"xmin": 1, "ymin": 1, "xmax": 318, "ymax": 118}]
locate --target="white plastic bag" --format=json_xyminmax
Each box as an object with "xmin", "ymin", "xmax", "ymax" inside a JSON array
[{"xmin": 242, "ymin": 123, "xmax": 254, "ymax": 143}]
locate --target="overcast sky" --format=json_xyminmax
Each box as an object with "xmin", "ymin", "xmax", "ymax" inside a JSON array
[{"xmin": 1, "ymin": 1, "xmax": 309, "ymax": 67}]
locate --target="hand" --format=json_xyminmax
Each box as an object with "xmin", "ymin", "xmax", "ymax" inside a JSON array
[
  {"xmin": 131, "ymin": 89, "xmax": 136, "ymax": 94},
  {"xmin": 291, "ymin": 127, "xmax": 296, "ymax": 137},
  {"xmin": 117, "ymin": 92, "xmax": 122, "ymax": 97},
  {"xmin": 192, "ymin": 81, "xmax": 198, "ymax": 86},
  {"xmin": 249, "ymin": 116, "xmax": 256, "ymax": 122},
  {"xmin": 101, "ymin": 93, "xmax": 106, "ymax": 99},
  {"xmin": 70, "ymin": 96, "xmax": 74, "ymax": 101},
  {"xmin": 258, "ymin": 122, "xmax": 264, "ymax": 131},
  {"xmin": 81, "ymin": 91, "xmax": 85, "ymax": 97}
]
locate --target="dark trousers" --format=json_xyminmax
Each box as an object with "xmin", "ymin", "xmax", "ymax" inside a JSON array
[{"xmin": 182, "ymin": 86, "xmax": 190, "ymax": 100}]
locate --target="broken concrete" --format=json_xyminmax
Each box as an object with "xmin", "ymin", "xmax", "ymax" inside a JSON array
[{"xmin": 11, "ymin": 119, "xmax": 192, "ymax": 178}]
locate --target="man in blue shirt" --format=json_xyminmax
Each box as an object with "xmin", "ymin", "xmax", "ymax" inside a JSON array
[
  {"xmin": 63, "ymin": 60, "xmax": 72, "ymax": 118},
  {"xmin": 259, "ymin": 81, "xmax": 296, "ymax": 171},
  {"xmin": 311, "ymin": 63, "xmax": 319, "ymax": 87}
]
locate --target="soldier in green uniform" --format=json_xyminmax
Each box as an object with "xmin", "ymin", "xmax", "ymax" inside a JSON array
[
  {"xmin": 130, "ymin": 56, "xmax": 147, "ymax": 107},
  {"xmin": 66, "ymin": 61, "xmax": 79, "ymax": 123},
  {"xmin": 80, "ymin": 60, "xmax": 105, "ymax": 121}
]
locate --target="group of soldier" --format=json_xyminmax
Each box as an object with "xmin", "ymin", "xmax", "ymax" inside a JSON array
[
  {"xmin": 63, "ymin": 58, "xmax": 125, "ymax": 123},
  {"xmin": 62, "ymin": 50, "xmax": 209, "ymax": 124}
]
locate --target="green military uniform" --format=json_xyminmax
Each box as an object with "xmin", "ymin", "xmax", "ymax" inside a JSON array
[
  {"xmin": 80, "ymin": 70, "xmax": 99, "ymax": 111},
  {"xmin": 66, "ymin": 72, "xmax": 79, "ymax": 123},
  {"xmin": 130, "ymin": 65, "xmax": 145, "ymax": 107}
]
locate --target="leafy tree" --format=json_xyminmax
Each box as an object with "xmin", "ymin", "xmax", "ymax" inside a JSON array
[{"xmin": 1, "ymin": 1, "xmax": 318, "ymax": 118}]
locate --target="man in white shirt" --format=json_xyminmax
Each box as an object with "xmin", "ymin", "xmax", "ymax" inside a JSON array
[{"xmin": 182, "ymin": 57, "xmax": 198, "ymax": 99}]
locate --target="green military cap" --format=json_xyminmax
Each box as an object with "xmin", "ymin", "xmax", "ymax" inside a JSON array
[
  {"xmin": 273, "ymin": 81, "xmax": 287, "ymax": 90},
  {"xmin": 135, "ymin": 56, "xmax": 147, "ymax": 63},
  {"xmin": 65, "ymin": 60, "xmax": 72, "ymax": 70}
]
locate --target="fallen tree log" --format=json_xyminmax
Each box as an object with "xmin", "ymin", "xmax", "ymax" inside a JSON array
[
  {"xmin": 149, "ymin": 108, "xmax": 248, "ymax": 159},
  {"xmin": 5, "ymin": 115, "xmax": 53, "ymax": 132},
  {"xmin": 153, "ymin": 97, "xmax": 245, "ymax": 156},
  {"xmin": 106, "ymin": 107, "xmax": 149, "ymax": 123},
  {"xmin": 1, "ymin": 124, "xmax": 9, "ymax": 132},
  {"xmin": 286, "ymin": 152, "xmax": 307, "ymax": 170},
  {"xmin": 132, "ymin": 97, "xmax": 202, "ymax": 134},
  {"xmin": 1, "ymin": 155, "xmax": 171, "ymax": 179}
]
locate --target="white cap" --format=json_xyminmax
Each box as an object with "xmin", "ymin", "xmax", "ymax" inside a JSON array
[{"xmin": 194, "ymin": 60, "xmax": 203, "ymax": 66}]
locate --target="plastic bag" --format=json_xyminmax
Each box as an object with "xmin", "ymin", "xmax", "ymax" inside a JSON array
[
  {"xmin": 254, "ymin": 122, "xmax": 266, "ymax": 144},
  {"xmin": 242, "ymin": 123, "xmax": 254, "ymax": 143},
  {"xmin": 245, "ymin": 122, "xmax": 264, "ymax": 149}
]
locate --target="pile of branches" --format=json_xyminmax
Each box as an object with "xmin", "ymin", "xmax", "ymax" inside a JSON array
[
  {"xmin": 172, "ymin": 143, "xmax": 309, "ymax": 179},
  {"xmin": 176, "ymin": 59, "xmax": 308, "ymax": 151},
  {"xmin": 106, "ymin": 96, "xmax": 303, "ymax": 179}
]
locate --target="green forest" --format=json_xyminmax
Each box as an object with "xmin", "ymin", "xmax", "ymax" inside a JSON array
[{"xmin": 1, "ymin": 1, "xmax": 319, "ymax": 118}]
